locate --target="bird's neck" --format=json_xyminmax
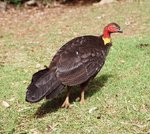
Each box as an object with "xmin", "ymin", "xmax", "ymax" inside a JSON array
[{"xmin": 102, "ymin": 30, "xmax": 111, "ymax": 45}]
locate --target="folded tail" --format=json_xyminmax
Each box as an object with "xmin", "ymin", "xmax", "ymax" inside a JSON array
[{"xmin": 26, "ymin": 68, "xmax": 64, "ymax": 103}]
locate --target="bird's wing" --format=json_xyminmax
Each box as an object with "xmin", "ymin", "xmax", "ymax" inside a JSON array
[{"xmin": 56, "ymin": 44, "xmax": 105, "ymax": 86}]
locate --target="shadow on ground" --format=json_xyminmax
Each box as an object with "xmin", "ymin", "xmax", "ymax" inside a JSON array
[
  {"xmin": 34, "ymin": 73, "xmax": 113, "ymax": 118},
  {"xmin": 60, "ymin": 0, "xmax": 100, "ymax": 5}
]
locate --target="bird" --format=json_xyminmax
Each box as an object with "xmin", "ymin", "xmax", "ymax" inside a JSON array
[{"xmin": 26, "ymin": 23, "xmax": 123, "ymax": 108}]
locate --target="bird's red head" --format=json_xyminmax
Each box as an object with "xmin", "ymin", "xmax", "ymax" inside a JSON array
[
  {"xmin": 102, "ymin": 23, "xmax": 123, "ymax": 45},
  {"xmin": 103, "ymin": 23, "xmax": 123, "ymax": 38}
]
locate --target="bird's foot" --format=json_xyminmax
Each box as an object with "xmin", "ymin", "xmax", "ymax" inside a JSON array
[
  {"xmin": 80, "ymin": 99, "xmax": 85, "ymax": 105},
  {"xmin": 61, "ymin": 101, "xmax": 71, "ymax": 108}
]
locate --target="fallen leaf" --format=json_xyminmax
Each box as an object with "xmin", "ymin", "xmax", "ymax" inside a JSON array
[
  {"xmin": 2, "ymin": 101, "xmax": 10, "ymax": 108},
  {"xmin": 120, "ymin": 60, "xmax": 125, "ymax": 63},
  {"xmin": 89, "ymin": 107, "xmax": 98, "ymax": 114},
  {"xmin": 36, "ymin": 63, "xmax": 41, "ymax": 69},
  {"xmin": 23, "ymin": 80, "xmax": 27, "ymax": 84}
]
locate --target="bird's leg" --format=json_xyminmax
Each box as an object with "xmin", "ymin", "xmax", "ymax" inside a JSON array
[
  {"xmin": 80, "ymin": 88, "xmax": 85, "ymax": 105},
  {"xmin": 61, "ymin": 86, "xmax": 71, "ymax": 108},
  {"xmin": 80, "ymin": 81, "xmax": 89, "ymax": 104}
]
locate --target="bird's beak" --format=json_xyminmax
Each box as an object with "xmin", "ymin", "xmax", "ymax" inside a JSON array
[{"xmin": 118, "ymin": 29, "xmax": 123, "ymax": 33}]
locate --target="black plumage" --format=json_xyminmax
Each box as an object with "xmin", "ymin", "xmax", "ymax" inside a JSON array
[
  {"xmin": 26, "ymin": 23, "xmax": 123, "ymax": 108},
  {"xmin": 55, "ymin": 35, "xmax": 110, "ymax": 86}
]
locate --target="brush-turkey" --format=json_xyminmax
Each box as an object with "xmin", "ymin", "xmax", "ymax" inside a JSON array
[{"xmin": 26, "ymin": 23, "xmax": 123, "ymax": 108}]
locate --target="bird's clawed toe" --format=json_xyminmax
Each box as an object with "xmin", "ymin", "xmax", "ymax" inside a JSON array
[
  {"xmin": 80, "ymin": 99, "xmax": 85, "ymax": 105},
  {"xmin": 61, "ymin": 102, "xmax": 71, "ymax": 108}
]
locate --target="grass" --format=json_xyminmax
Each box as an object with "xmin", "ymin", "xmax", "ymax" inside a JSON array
[{"xmin": 0, "ymin": 1, "xmax": 150, "ymax": 133}]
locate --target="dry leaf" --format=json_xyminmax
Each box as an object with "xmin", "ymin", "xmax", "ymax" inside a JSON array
[
  {"xmin": 36, "ymin": 63, "xmax": 41, "ymax": 69},
  {"xmin": 89, "ymin": 107, "xmax": 98, "ymax": 114},
  {"xmin": 2, "ymin": 101, "xmax": 10, "ymax": 108}
]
